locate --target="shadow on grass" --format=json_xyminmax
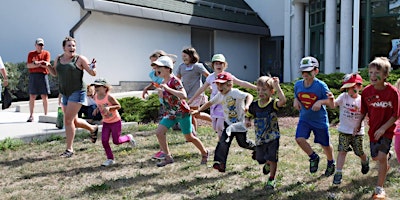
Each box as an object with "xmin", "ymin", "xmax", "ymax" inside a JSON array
[{"xmin": 0, "ymin": 154, "xmax": 57, "ymax": 167}]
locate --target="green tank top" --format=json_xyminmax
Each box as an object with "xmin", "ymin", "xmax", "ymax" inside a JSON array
[{"xmin": 56, "ymin": 55, "xmax": 85, "ymax": 96}]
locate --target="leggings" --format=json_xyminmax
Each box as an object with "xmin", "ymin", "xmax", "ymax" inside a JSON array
[{"xmin": 101, "ymin": 120, "xmax": 130, "ymax": 160}]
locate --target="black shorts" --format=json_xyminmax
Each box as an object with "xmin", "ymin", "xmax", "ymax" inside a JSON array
[
  {"xmin": 29, "ymin": 73, "xmax": 50, "ymax": 95},
  {"xmin": 255, "ymin": 139, "xmax": 279, "ymax": 164},
  {"xmin": 370, "ymin": 137, "xmax": 392, "ymax": 158}
]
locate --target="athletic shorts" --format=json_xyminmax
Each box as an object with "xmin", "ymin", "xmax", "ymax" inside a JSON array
[
  {"xmin": 255, "ymin": 139, "xmax": 279, "ymax": 164},
  {"xmin": 160, "ymin": 114, "xmax": 192, "ymax": 134},
  {"xmin": 370, "ymin": 137, "xmax": 392, "ymax": 158},
  {"xmin": 28, "ymin": 73, "xmax": 50, "ymax": 95},
  {"xmin": 295, "ymin": 120, "xmax": 331, "ymax": 146},
  {"xmin": 337, "ymin": 132, "xmax": 365, "ymax": 156}
]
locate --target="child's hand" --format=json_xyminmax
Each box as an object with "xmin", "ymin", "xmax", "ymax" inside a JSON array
[
  {"xmin": 190, "ymin": 110, "xmax": 199, "ymax": 115},
  {"xmin": 353, "ymin": 124, "xmax": 361, "ymax": 135},
  {"xmin": 244, "ymin": 105, "xmax": 250, "ymax": 113},
  {"xmin": 245, "ymin": 118, "xmax": 252, "ymax": 128},
  {"xmin": 293, "ymin": 98, "xmax": 301, "ymax": 110},
  {"xmin": 272, "ymin": 77, "xmax": 280, "ymax": 88},
  {"xmin": 327, "ymin": 92, "xmax": 334, "ymax": 99},
  {"xmin": 374, "ymin": 127, "xmax": 385, "ymax": 140},
  {"xmin": 311, "ymin": 100, "xmax": 322, "ymax": 111}
]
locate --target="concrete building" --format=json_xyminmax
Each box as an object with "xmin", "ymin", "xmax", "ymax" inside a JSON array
[
  {"xmin": 2, "ymin": 0, "xmax": 399, "ymax": 85},
  {"xmin": 0, "ymin": 0, "xmax": 271, "ymax": 90}
]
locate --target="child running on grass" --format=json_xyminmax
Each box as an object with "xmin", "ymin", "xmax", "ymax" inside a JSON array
[
  {"xmin": 91, "ymin": 78, "xmax": 136, "ymax": 167},
  {"xmin": 189, "ymin": 54, "xmax": 256, "ymax": 140},
  {"xmin": 192, "ymin": 71, "xmax": 255, "ymax": 173},
  {"xmin": 354, "ymin": 57, "xmax": 400, "ymax": 199},
  {"xmin": 330, "ymin": 73, "xmax": 369, "ymax": 185},
  {"xmin": 293, "ymin": 56, "xmax": 336, "ymax": 177},
  {"xmin": 142, "ymin": 50, "xmax": 177, "ymax": 160},
  {"xmin": 152, "ymin": 56, "xmax": 209, "ymax": 167},
  {"xmin": 245, "ymin": 76, "xmax": 286, "ymax": 189}
]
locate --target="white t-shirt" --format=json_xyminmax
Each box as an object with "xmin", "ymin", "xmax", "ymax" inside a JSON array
[
  {"xmin": 335, "ymin": 93, "xmax": 365, "ymax": 135},
  {"xmin": 209, "ymin": 88, "xmax": 248, "ymax": 126}
]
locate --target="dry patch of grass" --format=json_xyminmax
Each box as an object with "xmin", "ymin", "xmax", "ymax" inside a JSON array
[{"xmin": 1, "ymin": 118, "xmax": 400, "ymax": 199}]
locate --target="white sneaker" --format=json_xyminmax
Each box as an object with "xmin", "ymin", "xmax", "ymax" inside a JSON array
[
  {"xmin": 127, "ymin": 134, "xmax": 136, "ymax": 148},
  {"xmin": 101, "ymin": 159, "xmax": 115, "ymax": 167},
  {"xmin": 373, "ymin": 186, "xmax": 386, "ymax": 199}
]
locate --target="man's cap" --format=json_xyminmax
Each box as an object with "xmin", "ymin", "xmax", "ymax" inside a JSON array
[
  {"xmin": 91, "ymin": 78, "xmax": 110, "ymax": 87},
  {"xmin": 211, "ymin": 54, "xmax": 226, "ymax": 63},
  {"xmin": 341, "ymin": 73, "xmax": 363, "ymax": 90},
  {"xmin": 35, "ymin": 38, "xmax": 44, "ymax": 45},
  {"xmin": 213, "ymin": 71, "xmax": 233, "ymax": 83},
  {"xmin": 151, "ymin": 56, "xmax": 174, "ymax": 69},
  {"xmin": 299, "ymin": 56, "xmax": 319, "ymax": 71}
]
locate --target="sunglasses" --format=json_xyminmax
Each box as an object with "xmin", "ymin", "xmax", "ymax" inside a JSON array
[
  {"xmin": 94, "ymin": 85, "xmax": 103, "ymax": 88},
  {"xmin": 37, "ymin": 44, "xmax": 44, "ymax": 46},
  {"xmin": 157, "ymin": 71, "xmax": 161, "ymax": 75}
]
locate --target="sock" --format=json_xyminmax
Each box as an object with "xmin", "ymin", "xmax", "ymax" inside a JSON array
[
  {"xmin": 309, "ymin": 152, "xmax": 318, "ymax": 160},
  {"xmin": 269, "ymin": 176, "xmax": 275, "ymax": 181},
  {"xmin": 336, "ymin": 169, "xmax": 342, "ymax": 174},
  {"xmin": 328, "ymin": 160, "xmax": 335, "ymax": 166}
]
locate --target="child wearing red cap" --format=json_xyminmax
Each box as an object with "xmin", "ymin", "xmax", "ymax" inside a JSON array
[
  {"xmin": 330, "ymin": 73, "xmax": 369, "ymax": 185},
  {"xmin": 192, "ymin": 71, "xmax": 255, "ymax": 172}
]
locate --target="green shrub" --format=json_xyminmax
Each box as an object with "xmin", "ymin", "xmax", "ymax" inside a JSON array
[
  {"xmin": 4, "ymin": 61, "xmax": 59, "ymax": 101},
  {"xmin": 119, "ymin": 94, "xmax": 161, "ymax": 123}
]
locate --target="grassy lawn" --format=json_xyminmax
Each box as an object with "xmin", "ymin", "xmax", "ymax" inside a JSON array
[{"xmin": 1, "ymin": 118, "xmax": 400, "ymax": 200}]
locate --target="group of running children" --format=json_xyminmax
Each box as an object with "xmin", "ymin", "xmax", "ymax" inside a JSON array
[{"xmin": 88, "ymin": 48, "xmax": 400, "ymax": 199}]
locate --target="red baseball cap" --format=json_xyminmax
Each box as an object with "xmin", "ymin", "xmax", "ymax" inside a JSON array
[
  {"xmin": 341, "ymin": 73, "xmax": 363, "ymax": 90},
  {"xmin": 213, "ymin": 71, "xmax": 233, "ymax": 83}
]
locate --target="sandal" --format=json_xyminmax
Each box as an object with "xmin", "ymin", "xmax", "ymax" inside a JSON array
[
  {"xmin": 27, "ymin": 116, "xmax": 33, "ymax": 122},
  {"xmin": 60, "ymin": 149, "xmax": 74, "ymax": 158},
  {"xmin": 200, "ymin": 150, "xmax": 209, "ymax": 165},
  {"xmin": 90, "ymin": 125, "xmax": 99, "ymax": 143}
]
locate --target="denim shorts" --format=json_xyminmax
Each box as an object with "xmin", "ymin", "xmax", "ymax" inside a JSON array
[{"xmin": 61, "ymin": 90, "xmax": 87, "ymax": 106}]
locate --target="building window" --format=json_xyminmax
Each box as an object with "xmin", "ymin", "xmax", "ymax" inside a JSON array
[{"xmin": 361, "ymin": 0, "xmax": 400, "ymax": 67}]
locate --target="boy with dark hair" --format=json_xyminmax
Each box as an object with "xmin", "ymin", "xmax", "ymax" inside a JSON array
[{"xmin": 293, "ymin": 56, "xmax": 336, "ymax": 177}]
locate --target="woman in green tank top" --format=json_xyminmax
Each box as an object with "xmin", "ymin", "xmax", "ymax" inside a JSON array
[{"xmin": 46, "ymin": 36, "xmax": 98, "ymax": 158}]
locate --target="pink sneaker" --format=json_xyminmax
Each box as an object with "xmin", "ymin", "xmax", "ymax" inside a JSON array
[{"xmin": 152, "ymin": 150, "xmax": 166, "ymax": 160}]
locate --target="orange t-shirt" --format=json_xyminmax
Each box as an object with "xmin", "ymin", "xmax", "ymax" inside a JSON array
[
  {"xmin": 94, "ymin": 93, "xmax": 121, "ymax": 123},
  {"xmin": 27, "ymin": 50, "xmax": 50, "ymax": 74}
]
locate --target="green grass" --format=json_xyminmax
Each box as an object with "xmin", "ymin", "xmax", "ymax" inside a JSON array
[{"xmin": 1, "ymin": 120, "xmax": 400, "ymax": 199}]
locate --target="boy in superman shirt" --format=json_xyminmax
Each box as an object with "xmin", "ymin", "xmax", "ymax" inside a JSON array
[{"xmin": 293, "ymin": 56, "xmax": 336, "ymax": 177}]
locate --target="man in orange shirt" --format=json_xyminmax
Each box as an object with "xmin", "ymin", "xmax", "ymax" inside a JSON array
[{"xmin": 26, "ymin": 38, "xmax": 51, "ymax": 122}]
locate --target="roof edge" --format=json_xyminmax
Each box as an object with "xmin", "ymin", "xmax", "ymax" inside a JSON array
[{"xmin": 74, "ymin": 0, "xmax": 270, "ymax": 36}]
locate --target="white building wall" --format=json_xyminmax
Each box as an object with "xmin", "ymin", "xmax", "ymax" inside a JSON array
[
  {"xmin": 0, "ymin": 0, "xmax": 263, "ymax": 85},
  {"xmin": 245, "ymin": 0, "xmax": 285, "ymax": 37},
  {"xmin": 214, "ymin": 31, "xmax": 260, "ymax": 82},
  {"xmin": 75, "ymin": 12, "xmax": 191, "ymax": 85},
  {"xmin": 0, "ymin": 0, "xmax": 80, "ymax": 63}
]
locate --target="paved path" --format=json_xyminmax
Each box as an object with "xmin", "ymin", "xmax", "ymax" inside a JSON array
[{"xmin": 0, "ymin": 91, "xmax": 150, "ymax": 142}]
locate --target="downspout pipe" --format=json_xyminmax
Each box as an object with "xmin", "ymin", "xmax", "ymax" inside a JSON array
[{"xmin": 69, "ymin": 11, "xmax": 92, "ymax": 37}]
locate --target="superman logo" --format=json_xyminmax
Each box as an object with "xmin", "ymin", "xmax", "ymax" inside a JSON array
[{"xmin": 298, "ymin": 92, "xmax": 317, "ymax": 109}]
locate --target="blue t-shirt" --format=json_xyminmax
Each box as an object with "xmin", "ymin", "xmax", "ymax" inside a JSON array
[
  {"xmin": 294, "ymin": 78, "xmax": 330, "ymax": 128},
  {"xmin": 149, "ymin": 71, "xmax": 163, "ymax": 85}
]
